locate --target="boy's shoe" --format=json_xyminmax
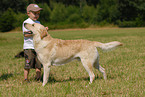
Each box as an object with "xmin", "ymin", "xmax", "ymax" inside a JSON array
[
  {"xmin": 23, "ymin": 79, "xmax": 30, "ymax": 83},
  {"xmin": 35, "ymin": 77, "xmax": 42, "ymax": 83},
  {"xmin": 36, "ymin": 79, "xmax": 41, "ymax": 83}
]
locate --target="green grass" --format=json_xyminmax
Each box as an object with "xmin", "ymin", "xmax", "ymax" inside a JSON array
[{"xmin": 0, "ymin": 28, "xmax": 145, "ymax": 97}]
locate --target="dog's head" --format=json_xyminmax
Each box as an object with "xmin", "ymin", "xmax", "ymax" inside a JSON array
[{"xmin": 24, "ymin": 23, "xmax": 48, "ymax": 39}]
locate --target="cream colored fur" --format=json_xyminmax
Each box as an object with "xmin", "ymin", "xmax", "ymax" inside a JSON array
[{"xmin": 25, "ymin": 23, "xmax": 123, "ymax": 86}]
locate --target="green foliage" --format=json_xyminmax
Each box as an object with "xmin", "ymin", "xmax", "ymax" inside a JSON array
[
  {"xmin": 13, "ymin": 12, "xmax": 28, "ymax": 28},
  {"xmin": 39, "ymin": 3, "xmax": 51, "ymax": 24},
  {"xmin": 117, "ymin": 21, "xmax": 137, "ymax": 27},
  {"xmin": 96, "ymin": 0, "xmax": 120, "ymax": 23},
  {"xmin": 65, "ymin": 6, "xmax": 82, "ymax": 24},
  {"xmin": 67, "ymin": 13, "xmax": 82, "ymax": 24},
  {"xmin": 47, "ymin": 3, "xmax": 88, "ymax": 29},
  {"xmin": 0, "ymin": 0, "xmax": 27, "ymax": 14},
  {"xmin": 0, "ymin": 0, "xmax": 145, "ymax": 32},
  {"xmin": 81, "ymin": 5, "xmax": 97, "ymax": 24},
  {"xmin": 117, "ymin": 17, "xmax": 145, "ymax": 27},
  {"xmin": 0, "ymin": 8, "xmax": 16, "ymax": 32},
  {"xmin": 50, "ymin": 3, "xmax": 67, "ymax": 23},
  {"xmin": 118, "ymin": 0, "xmax": 145, "ymax": 21}
]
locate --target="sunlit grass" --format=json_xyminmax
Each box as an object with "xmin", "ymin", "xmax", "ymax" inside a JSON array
[{"xmin": 0, "ymin": 28, "xmax": 145, "ymax": 97}]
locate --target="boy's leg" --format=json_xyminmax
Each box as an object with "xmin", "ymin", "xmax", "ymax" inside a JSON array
[
  {"xmin": 24, "ymin": 69, "xmax": 30, "ymax": 80},
  {"xmin": 35, "ymin": 68, "xmax": 41, "ymax": 80},
  {"xmin": 24, "ymin": 49, "xmax": 34, "ymax": 81},
  {"xmin": 34, "ymin": 50, "xmax": 42, "ymax": 81}
]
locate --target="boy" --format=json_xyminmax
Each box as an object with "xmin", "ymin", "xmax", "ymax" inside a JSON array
[{"xmin": 22, "ymin": 4, "xmax": 48, "ymax": 82}]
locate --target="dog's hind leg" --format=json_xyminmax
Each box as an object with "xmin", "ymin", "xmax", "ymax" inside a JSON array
[
  {"xmin": 81, "ymin": 59, "xmax": 95, "ymax": 84},
  {"xmin": 93, "ymin": 59, "xmax": 107, "ymax": 80},
  {"xmin": 42, "ymin": 63, "xmax": 51, "ymax": 86}
]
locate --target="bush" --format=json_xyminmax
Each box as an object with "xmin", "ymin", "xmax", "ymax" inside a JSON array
[
  {"xmin": 96, "ymin": 0, "xmax": 120, "ymax": 23},
  {"xmin": 48, "ymin": 3, "xmax": 87, "ymax": 29},
  {"xmin": 117, "ymin": 21, "xmax": 137, "ymax": 27},
  {"xmin": 81, "ymin": 5, "xmax": 97, "ymax": 24},
  {"xmin": 13, "ymin": 12, "xmax": 28, "ymax": 28},
  {"xmin": 117, "ymin": 16, "xmax": 145, "ymax": 27},
  {"xmin": 67, "ymin": 13, "xmax": 82, "ymax": 24},
  {"xmin": 50, "ymin": 3, "xmax": 67, "ymax": 23},
  {"xmin": 39, "ymin": 3, "xmax": 51, "ymax": 24},
  {"xmin": 0, "ymin": 8, "xmax": 16, "ymax": 32},
  {"xmin": 65, "ymin": 6, "xmax": 82, "ymax": 24},
  {"xmin": 135, "ymin": 17, "xmax": 145, "ymax": 27},
  {"xmin": 65, "ymin": 5, "xmax": 80, "ymax": 18}
]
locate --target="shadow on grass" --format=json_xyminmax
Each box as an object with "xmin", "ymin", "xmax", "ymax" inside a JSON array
[
  {"xmin": 48, "ymin": 74, "xmax": 103, "ymax": 83},
  {"xmin": 0, "ymin": 73, "xmax": 13, "ymax": 81}
]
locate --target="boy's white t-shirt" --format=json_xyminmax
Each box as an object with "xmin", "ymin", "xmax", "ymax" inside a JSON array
[{"xmin": 22, "ymin": 18, "xmax": 40, "ymax": 49}]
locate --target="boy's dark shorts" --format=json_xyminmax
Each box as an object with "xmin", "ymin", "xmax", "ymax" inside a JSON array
[{"xmin": 24, "ymin": 49, "xmax": 42, "ymax": 69}]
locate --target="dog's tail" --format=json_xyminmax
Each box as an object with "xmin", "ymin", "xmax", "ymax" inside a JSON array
[{"xmin": 94, "ymin": 41, "xmax": 123, "ymax": 51}]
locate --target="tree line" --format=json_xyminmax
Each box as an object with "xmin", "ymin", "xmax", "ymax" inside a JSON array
[{"xmin": 0, "ymin": 0, "xmax": 145, "ymax": 32}]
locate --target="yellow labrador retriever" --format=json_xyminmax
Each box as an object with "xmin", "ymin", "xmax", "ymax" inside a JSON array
[{"xmin": 25, "ymin": 23, "xmax": 123, "ymax": 86}]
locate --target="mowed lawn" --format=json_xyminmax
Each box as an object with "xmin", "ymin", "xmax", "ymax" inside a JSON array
[{"xmin": 0, "ymin": 28, "xmax": 144, "ymax": 97}]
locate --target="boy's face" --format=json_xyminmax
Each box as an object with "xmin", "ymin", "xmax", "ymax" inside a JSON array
[{"xmin": 27, "ymin": 11, "xmax": 40, "ymax": 21}]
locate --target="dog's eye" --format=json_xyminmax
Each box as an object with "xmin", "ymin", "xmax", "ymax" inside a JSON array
[{"xmin": 32, "ymin": 24, "xmax": 34, "ymax": 26}]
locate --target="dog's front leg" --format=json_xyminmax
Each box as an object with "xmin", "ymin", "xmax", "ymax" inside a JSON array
[{"xmin": 42, "ymin": 64, "xmax": 51, "ymax": 86}]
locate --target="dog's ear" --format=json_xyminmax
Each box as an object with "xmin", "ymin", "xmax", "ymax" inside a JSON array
[{"xmin": 40, "ymin": 29, "xmax": 48, "ymax": 39}]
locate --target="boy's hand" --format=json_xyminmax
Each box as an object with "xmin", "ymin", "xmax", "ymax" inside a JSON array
[{"xmin": 45, "ymin": 27, "xmax": 49, "ymax": 31}]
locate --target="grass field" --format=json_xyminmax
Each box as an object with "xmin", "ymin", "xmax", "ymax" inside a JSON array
[{"xmin": 0, "ymin": 28, "xmax": 144, "ymax": 97}]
